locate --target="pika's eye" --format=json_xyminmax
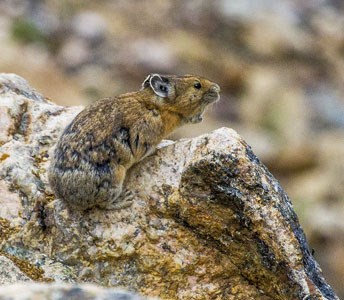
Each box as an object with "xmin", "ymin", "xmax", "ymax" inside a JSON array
[{"xmin": 194, "ymin": 82, "xmax": 202, "ymax": 89}]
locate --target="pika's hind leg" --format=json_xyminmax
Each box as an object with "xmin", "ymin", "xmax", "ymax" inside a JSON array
[{"xmin": 97, "ymin": 165, "xmax": 134, "ymax": 210}]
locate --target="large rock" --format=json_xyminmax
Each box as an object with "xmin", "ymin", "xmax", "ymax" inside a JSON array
[
  {"xmin": 0, "ymin": 74, "xmax": 339, "ymax": 299},
  {"xmin": 0, "ymin": 282, "xmax": 152, "ymax": 300}
]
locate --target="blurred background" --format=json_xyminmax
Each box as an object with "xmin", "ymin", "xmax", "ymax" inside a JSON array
[{"xmin": 0, "ymin": 0, "xmax": 343, "ymax": 296}]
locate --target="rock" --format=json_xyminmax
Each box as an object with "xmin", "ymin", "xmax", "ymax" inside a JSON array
[
  {"xmin": 0, "ymin": 256, "xmax": 30, "ymax": 284},
  {"xmin": 0, "ymin": 73, "xmax": 339, "ymax": 299},
  {"xmin": 305, "ymin": 84, "xmax": 344, "ymax": 129},
  {"xmin": 0, "ymin": 74, "xmax": 83, "ymax": 217},
  {"xmin": 123, "ymin": 39, "xmax": 177, "ymax": 73},
  {"xmin": 0, "ymin": 181, "xmax": 22, "ymax": 222},
  {"xmin": 71, "ymin": 11, "xmax": 107, "ymax": 44},
  {"xmin": 0, "ymin": 282, "xmax": 153, "ymax": 300},
  {"xmin": 57, "ymin": 37, "xmax": 92, "ymax": 70}
]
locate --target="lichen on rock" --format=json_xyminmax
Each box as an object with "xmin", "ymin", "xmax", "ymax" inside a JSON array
[
  {"xmin": 0, "ymin": 256, "xmax": 30, "ymax": 285},
  {"xmin": 0, "ymin": 73, "xmax": 339, "ymax": 299},
  {"xmin": 0, "ymin": 282, "xmax": 153, "ymax": 300}
]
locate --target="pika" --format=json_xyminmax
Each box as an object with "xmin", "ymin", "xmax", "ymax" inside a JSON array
[{"xmin": 48, "ymin": 74, "xmax": 220, "ymax": 210}]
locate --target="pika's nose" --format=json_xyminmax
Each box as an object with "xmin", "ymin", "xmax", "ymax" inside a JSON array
[{"xmin": 210, "ymin": 84, "xmax": 221, "ymax": 93}]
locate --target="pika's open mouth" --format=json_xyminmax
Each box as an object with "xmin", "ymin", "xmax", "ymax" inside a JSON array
[
  {"xmin": 187, "ymin": 91, "xmax": 220, "ymax": 124},
  {"xmin": 203, "ymin": 91, "xmax": 220, "ymax": 104}
]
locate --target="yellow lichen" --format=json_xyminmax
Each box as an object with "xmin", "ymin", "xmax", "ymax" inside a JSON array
[
  {"xmin": 0, "ymin": 153, "xmax": 10, "ymax": 162},
  {"xmin": 0, "ymin": 218, "xmax": 52, "ymax": 282}
]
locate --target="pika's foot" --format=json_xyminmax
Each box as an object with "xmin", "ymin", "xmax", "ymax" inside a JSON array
[{"xmin": 105, "ymin": 190, "xmax": 135, "ymax": 210}]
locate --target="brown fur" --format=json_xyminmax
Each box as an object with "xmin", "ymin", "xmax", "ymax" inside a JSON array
[{"xmin": 48, "ymin": 74, "xmax": 220, "ymax": 210}]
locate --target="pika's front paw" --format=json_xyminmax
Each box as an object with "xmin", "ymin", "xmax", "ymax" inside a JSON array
[{"xmin": 102, "ymin": 190, "xmax": 135, "ymax": 210}]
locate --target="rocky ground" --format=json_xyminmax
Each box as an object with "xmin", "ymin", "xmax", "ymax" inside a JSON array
[
  {"xmin": 0, "ymin": 0, "xmax": 343, "ymax": 297},
  {"xmin": 0, "ymin": 73, "xmax": 338, "ymax": 299},
  {"xmin": 0, "ymin": 282, "xmax": 152, "ymax": 300}
]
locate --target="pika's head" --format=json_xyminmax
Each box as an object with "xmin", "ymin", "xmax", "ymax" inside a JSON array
[{"xmin": 142, "ymin": 74, "xmax": 220, "ymax": 123}]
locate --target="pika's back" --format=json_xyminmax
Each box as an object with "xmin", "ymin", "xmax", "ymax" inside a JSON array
[{"xmin": 48, "ymin": 73, "xmax": 220, "ymax": 210}]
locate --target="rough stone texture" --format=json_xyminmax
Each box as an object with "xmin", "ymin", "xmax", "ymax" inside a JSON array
[
  {"xmin": 0, "ymin": 282, "xmax": 153, "ymax": 300},
  {"xmin": 0, "ymin": 256, "xmax": 30, "ymax": 284},
  {"xmin": 1, "ymin": 1, "xmax": 344, "ymax": 297},
  {"xmin": 0, "ymin": 73, "xmax": 339, "ymax": 299}
]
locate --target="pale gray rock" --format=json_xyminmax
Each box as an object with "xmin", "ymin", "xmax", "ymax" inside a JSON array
[
  {"xmin": 57, "ymin": 37, "xmax": 92, "ymax": 70},
  {"xmin": 123, "ymin": 39, "xmax": 177, "ymax": 72},
  {"xmin": 72, "ymin": 11, "xmax": 107, "ymax": 44},
  {"xmin": 0, "ymin": 256, "xmax": 30, "ymax": 285},
  {"xmin": 0, "ymin": 73, "xmax": 83, "ymax": 220},
  {"xmin": 0, "ymin": 282, "xmax": 153, "ymax": 300}
]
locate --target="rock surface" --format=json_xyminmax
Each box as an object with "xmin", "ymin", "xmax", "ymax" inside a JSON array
[
  {"xmin": 0, "ymin": 282, "xmax": 152, "ymax": 300},
  {"xmin": 0, "ymin": 73, "xmax": 339, "ymax": 299},
  {"xmin": 0, "ymin": 256, "xmax": 30, "ymax": 285}
]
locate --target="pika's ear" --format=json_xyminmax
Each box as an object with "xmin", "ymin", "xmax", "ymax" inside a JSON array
[
  {"xmin": 141, "ymin": 74, "xmax": 151, "ymax": 89},
  {"xmin": 149, "ymin": 74, "xmax": 170, "ymax": 98}
]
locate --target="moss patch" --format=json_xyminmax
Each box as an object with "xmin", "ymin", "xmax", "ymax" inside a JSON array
[{"xmin": 11, "ymin": 18, "xmax": 45, "ymax": 44}]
